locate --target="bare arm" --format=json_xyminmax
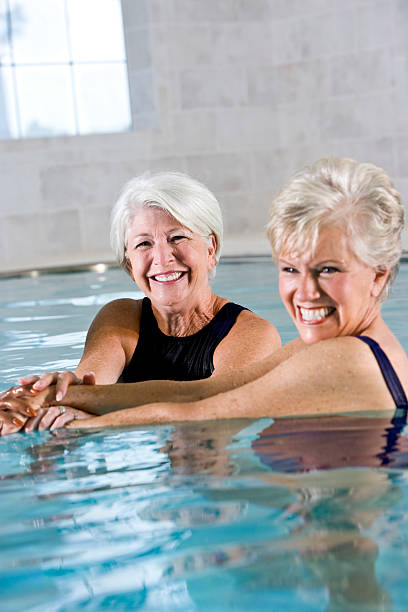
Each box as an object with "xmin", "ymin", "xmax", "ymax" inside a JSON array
[
  {"xmin": 1, "ymin": 298, "xmax": 141, "ymax": 433},
  {"xmin": 68, "ymin": 337, "xmax": 306, "ymax": 413},
  {"xmin": 67, "ymin": 336, "xmax": 397, "ymax": 427},
  {"xmin": 18, "ymin": 298, "xmax": 141, "ymax": 396},
  {"xmin": 1, "ymin": 337, "xmax": 306, "ymax": 420},
  {"xmin": 19, "ymin": 302, "xmax": 277, "ymax": 398},
  {"xmin": 73, "ymin": 298, "xmax": 141, "ymax": 383}
]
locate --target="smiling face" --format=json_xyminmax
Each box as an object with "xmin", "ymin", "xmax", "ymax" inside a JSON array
[
  {"xmin": 126, "ymin": 206, "xmax": 216, "ymax": 310},
  {"xmin": 278, "ymin": 227, "xmax": 388, "ymax": 344}
]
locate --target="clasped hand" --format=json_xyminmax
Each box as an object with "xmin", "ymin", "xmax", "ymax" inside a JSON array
[{"xmin": 0, "ymin": 370, "xmax": 95, "ymax": 436}]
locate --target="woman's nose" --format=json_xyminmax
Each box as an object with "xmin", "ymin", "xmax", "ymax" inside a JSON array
[
  {"xmin": 152, "ymin": 241, "xmax": 175, "ymax": 266},
  {"xmin": 296, "ymin": 272, "xmax": 321, "ymax": 300}
]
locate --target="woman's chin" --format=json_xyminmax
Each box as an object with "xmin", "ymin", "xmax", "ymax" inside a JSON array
[
  {"xmin": 149, "ymin": 285, "xmax": 190, "ymax": 307},
  {"xmin": 298, "ymin": 323, "xmax": 337, "ymax": 344}
]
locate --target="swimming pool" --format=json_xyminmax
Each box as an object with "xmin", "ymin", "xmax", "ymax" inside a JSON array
[{"xmin": 1, "ymin": 260, "xmax": 408, "ymax": 611}]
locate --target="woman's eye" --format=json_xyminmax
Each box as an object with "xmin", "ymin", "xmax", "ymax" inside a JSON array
[
  {"xmin": 320, "ymin": 266, "xmax": 339, "ymax": 274},
  {"xmin": 170, "ymin": 235, "xmax": 187, "ymax": 243},
  {"xmin": 281, "ymin": 266, "xmax": 297, "ymax": 273},
  {"xmin": 135, "ymin": 241, "xmax": 151, "ymax": 249}
]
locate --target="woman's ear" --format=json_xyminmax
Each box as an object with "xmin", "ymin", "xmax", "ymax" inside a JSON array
[
  {"xmin": 371, "ymin": 266, "xmax": 390, "ymax": 298},
  {"xmin": 207, "ymin": 234, "xmax": 217, "ymax": 269},
  {"xmin": 125, "ymin": 255, "xmax": 134, "ymax": 281}
]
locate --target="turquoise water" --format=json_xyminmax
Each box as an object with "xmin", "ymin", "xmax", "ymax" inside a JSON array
[{"xmin": 1, "ymin": 261, "xmax": 408, "ymax": 611}]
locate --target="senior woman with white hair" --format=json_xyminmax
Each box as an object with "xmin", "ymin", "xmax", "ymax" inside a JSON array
[
  {"xmin": 2, "ymin": 157, "xmax": 408, "ymax": 430},
  {"xmin": 0, "ymin": 172, "xmax": 280, "ymax": 434}
]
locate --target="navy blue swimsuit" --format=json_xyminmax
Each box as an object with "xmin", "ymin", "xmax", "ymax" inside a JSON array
[
  {"xmin": 357, "ymin": 335, "xmax": 408, "ymax": 426},
  {"xmin": 252, "ymin": 336, "xmax": 408, "ymax": 472},
  {"xmin": 121, "ymin": 298, "xmax": 248, "ymax": 382}
]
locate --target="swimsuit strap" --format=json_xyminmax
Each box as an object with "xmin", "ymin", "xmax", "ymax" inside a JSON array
[{"xmin": 357, "ymin": 335, "xmax": 408, "ymax": 426}]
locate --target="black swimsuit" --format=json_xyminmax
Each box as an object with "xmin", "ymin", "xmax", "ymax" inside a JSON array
[
  {"xmin": 121, "ymin": 298, "xmax": 248, "ymax": 382},
  {"xmin": 357, "ymin": 335, "xmax": 408, "ymax": 426}
]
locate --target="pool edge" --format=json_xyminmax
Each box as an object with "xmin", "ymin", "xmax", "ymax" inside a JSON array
[{"xmin": 0, "ymin": 254, "xmax": 278, "ymax": 279}]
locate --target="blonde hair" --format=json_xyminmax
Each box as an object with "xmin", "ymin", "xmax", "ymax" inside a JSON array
[
  {"xmin": 267, "ymin": 157, "xmax": 404, "ymax": 301},
  {"xmin": 110, "ymin": 171, "xmax": 223, "ymax": 278}
]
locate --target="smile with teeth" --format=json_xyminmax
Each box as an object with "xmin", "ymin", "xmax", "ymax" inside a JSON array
[
  {"xmin": 299, "ymin": 306, "xmax": 335, "ymax": 322},
  {"xmin": 151, "ymin": 271, "xmax": 184, "ymax": 282}
]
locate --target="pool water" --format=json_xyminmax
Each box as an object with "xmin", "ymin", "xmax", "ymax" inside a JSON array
[{"xmin": 1, "ymin": 261, "xmax": 408, "ymax": 611}]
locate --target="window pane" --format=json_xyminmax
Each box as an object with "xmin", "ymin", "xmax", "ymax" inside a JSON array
[
  {"xmin": 15, "ymin": 65, "xmax": 76, "ymax": 137},
  {"xmin": 0, "ymin": 0, "xmax": 133, "ymax": 140},
  {"xmin": 0, "ymin": 67, "xmax": 18, "ymax": 138},
  {"xmin": 67, "ymin": 0, "xmax": 126, "ymax": 62},
  {"xmin": 0, "ymin": 0, "xmax": 12, "ymax": 65},
  {"xmin": 10, "ymin": 0, "xmax": 70, "ymax": 64},
  {"xmin": 74, "ymin": 63, "xmax": 131, "ymax": 134}
]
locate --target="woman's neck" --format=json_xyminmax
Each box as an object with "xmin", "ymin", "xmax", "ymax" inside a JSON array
[{"xmin": 151, "ymin": 292, "xmax": 226, "ymax": 336}]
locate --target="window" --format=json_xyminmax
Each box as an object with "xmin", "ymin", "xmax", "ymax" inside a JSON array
[{"xmin": 0, "ymin": 0, "xmax": 132, "ymax": 139}]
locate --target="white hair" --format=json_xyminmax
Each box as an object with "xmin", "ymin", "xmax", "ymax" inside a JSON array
[
  {"xmin": 267, "ymin": 157, "xmax": 404, "ymax": 301},
  {"xmin": 110, "ymin": 171, "xmax": 223, "ymax": 278}
]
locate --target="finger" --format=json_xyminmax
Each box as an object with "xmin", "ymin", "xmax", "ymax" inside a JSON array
[
  {"xmin": 32, "ymin": 372, "xmax": 59, "ymax": 392},
  {"xmin": 2, "ymin": 409, "xmax": 25, "ymax": 426},
  {"xmin": 82, "ymin": 372, "xmax": 96, "ymax": 386},
  {"xmin": 50, "ymin": 412, "xmax": 77, "ymax": 431},
  {"xmin": 0, "ymin": 387, "xmax": 12, "ymax": 400},
  {"xmin": 1, "ymin": 421, "xmax": 25, "ymax": 436},
  {"xmin": 0, "ymin": 410, "xmax": 26, "ymax": 435},
  {"xmin": 24, "ymin": 411, "xmax": 45, "ymax": 433},
  {"xmin": 18, "ymin": 375, "xmax": 40, "ymax": 386},
  {"xmin": 14, "ymin": 384, "xmax": 39, "ymax": 398},
  {"xmin": 0, "ymin": 397, "xmax": 27, "ymax": 416},
  {"xmin": 0, "ymin": 397, "xmax": 36, "ymax": 418},
  {"xmin": 38, "ymin": 406, "xmax": 65, "ymax": 432},
  {"xmin": 0, "ymin": 385, "xmax": 27, "ymax": 400},
  {"xmin": 55, "ymin": 372, "xmax": 79, "ymax": 402}
]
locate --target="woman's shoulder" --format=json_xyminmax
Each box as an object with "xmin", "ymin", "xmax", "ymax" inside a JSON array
[
  {"xmin": 98, "ymin": 297, "xmax": 143, "ymax": 317},
  {"xmin": 214, "ymin": 297, "xmax": 281, "ymax": 339},
  {"xmin": 228, "ymin": 302, "xmax": 279, "ymax": 327},
  {"xmin": 91, "ymin": 298, "xmax": 144, "ymax": 332},
  {"xmin": 232, "ymin": 307, "xmax": 280, "ymax": 337},
  {"xmin": 281, "ymin": 336, "xmax": 385, "ymax": 394},
  {"xmin": 300, "ymin": 334, "xmax": 408, "ymax": 404},
  {"xmin": 302, "ymin": 335, "xmax": 380, "ymax": 361},
  {"xmin": 213, "ymin": 301, "xmax": 281, "ymax": 372},
  {"xmin": 322, "ymin": 332, "xmax": 408, "ymax": 369}
]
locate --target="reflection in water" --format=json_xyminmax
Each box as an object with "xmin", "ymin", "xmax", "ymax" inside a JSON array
[
  {"xmin": 1, "ymin": 416, "xmax": 408, "ymax": 611},
  {"xmin": 252, "ymin": 415, "xmax": 408, "ymax": 472},
  {"xmin": 161, "ymin": 416, "xmax": 408, "ymax": 611}
]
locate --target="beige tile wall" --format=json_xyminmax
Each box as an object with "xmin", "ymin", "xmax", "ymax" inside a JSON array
[{"xmin": 1, "ymin": 0, "xmax": 407, "ymax": 273}]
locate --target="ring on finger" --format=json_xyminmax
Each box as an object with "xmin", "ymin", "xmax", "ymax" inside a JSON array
[{"xmin": 59, "ymin": 405, "xmax": 67, "ymax": 415}]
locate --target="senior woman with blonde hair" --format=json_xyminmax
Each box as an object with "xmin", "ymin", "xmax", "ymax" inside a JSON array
[
  {"xmin": 2, "ymin": 157, "xmax": 408, "ymax": 430},
  {"xmin": 0, "ymin": 171, "xmax": 280, "ymax": 434}
]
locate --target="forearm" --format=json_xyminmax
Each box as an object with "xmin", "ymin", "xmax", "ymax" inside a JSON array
[
  {"xmin": 65, "ymin": 378, "xmax": 275, "ymax": 429},
  {"xmin": 59, "ymin": 380, "xmax": 207, "ymax": 415},
  {"xmin": 62, "ymin": 338, "xmax": 306, "ymax": 415},
  {"xmin": 60, "ymin": 383, "xmax": 172, "ymax": 415},
  {"xmin": 66, "ymin": 389, "xmax": 263, "ymax": 430},
  {"xmin": 59, "ymin": 379, "xmax": 228, "ymax": 415},
  {"xmin": 66, "ymin": 336, "xmax": 387, "ymax": 428}
]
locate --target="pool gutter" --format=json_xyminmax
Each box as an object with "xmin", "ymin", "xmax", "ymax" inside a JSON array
[{"xmin": 1, "ymin": 252, "xmax": 408, "ymax": 280}]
